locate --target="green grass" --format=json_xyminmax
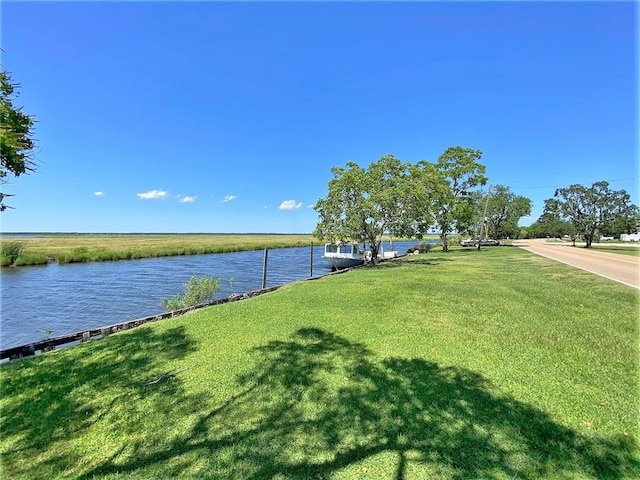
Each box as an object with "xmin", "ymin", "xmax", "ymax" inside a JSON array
[
  {"xmin": 1, "ymin": 247, "xmax": 638, "ymax": 479},
  {"xmin": 591, "ymin": 245, "xmax": 640, "ymax": 257},
  {"xmin": 550, "ymin": 239, "xmax": 640, "ymax": 257},
  {"xmin": 0, "ymin": 241, "xmax": 26, "ymax": 266},
  {"xmin": 0, "ymin": 234, "xmax": 317, "ymax": 266}
]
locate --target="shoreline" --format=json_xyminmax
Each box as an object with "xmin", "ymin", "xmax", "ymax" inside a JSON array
[{"xmin": 0, "ymin": 233, "xmax": 318, "ymax": 267}]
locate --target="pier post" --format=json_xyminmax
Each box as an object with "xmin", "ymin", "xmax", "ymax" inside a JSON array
[
  {"xmin": 310, "ymin": 243, "xmax": 314, "ymax": 277},
  {"xmin": 262, "ymin": 248, "xmax": 268, "ymax": 289}
]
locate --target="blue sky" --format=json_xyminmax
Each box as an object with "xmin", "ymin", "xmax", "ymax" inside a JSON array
[{"xmin": 1, "ymin": 1, "xmax": 637, "ymax": 233}]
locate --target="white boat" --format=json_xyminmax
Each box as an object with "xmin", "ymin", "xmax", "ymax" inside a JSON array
[
  {"xmin": 378, "ymin": 242, "xmax": 399, "ymax": 259},
  {"xmin": 323, "ymin": 241, "xmax": 399, "ymax": 271},
  {"xmin": 323, "ymin": 242, "xmax": 368, "ymax": 271}
]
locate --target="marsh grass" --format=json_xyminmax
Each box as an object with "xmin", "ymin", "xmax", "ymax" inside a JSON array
[
  {"xmin": 1, "ymin": 241, "xmax": 49, "ymax": 267},
  {"xmin": 0, "ymin": 234, "xmax": 317, "ymax": 266},
  {"xmin": 1, "ymin": 247, "xmax": 638, "ymax": 479},
  {"xmin": 0, "ymin": 241, "xmax": 24, "ymax": 266},
  {"xmin": 12, "ymin": 252, "xmax": 49, "ymax": 266}
]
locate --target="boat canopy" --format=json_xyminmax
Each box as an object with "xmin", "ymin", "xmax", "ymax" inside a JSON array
[{"xmin": 324, "ymin": 242, "xmax": 361, "ymax": 254}]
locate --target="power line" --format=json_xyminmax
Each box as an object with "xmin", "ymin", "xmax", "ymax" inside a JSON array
[{"xmin": 506, "ymin": 177, "xmax": 639, "ymax": 191}]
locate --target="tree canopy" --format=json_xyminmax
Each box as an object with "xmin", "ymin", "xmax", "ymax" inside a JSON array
[
  {"xmin": 315, "ymin": 151, "xmax": 636, "ymax": 253},
  {"xmin": 528, "ymin": 200, "xmax": 577, "ymax": 240},
  {"xmin": 314, "ymin": 147, "xmax": 488, "ymax": 257},
  {"xmin": 549, "ymin": 181, "xmax": 638, "ymax": 247},
  {"xmin": 0, "ymin": 70, "xmax": 37, "ymax": 211},
  {"xmin": 430, "ymin": 147, "xmax": 487, "ymax": 251},
  {"xmin": 484, "ymin": 185, "xmax": 532, "ymax": 240},
  {"xmin": 313, "ymin": 154, "xmax": 412, "ymax": 260}
]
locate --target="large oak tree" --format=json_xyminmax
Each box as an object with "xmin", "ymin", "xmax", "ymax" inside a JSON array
[
  {"xmin": 551, "ymin": 181, "xmax": 638, "ymax": 247},
  {"xmin": 313, "ymin": 154, "xmax": 412, "ymax": 261},
  {"xmin": 430, "ymin": 147, "xmax": 487, "ymax": 252},
  {"xmin": 485, "ymin": 185, "xmax": 532, "ymax": 240}
]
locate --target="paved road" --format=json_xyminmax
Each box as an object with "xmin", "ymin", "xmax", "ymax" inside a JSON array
[{"xmin": 513, "ymin": 239, "xmax": 640, "ymax": 289}]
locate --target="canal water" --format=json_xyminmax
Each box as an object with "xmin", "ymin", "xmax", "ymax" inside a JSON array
[{"xmin": 0, "ymin": 242, "xmax": 419, "ymax": 349}]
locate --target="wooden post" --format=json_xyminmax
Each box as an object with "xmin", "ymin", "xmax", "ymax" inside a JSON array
[
  {"xmin": 262, "ymin": 248, "xmax": 268, "ymax": 289},
  {"xmin": 310, "ymin": 242, "xmax": 314, "ymax": 278}
]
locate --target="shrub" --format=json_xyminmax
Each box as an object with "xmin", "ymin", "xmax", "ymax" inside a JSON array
[
  {"xmin": 161, "ymin": 275, "xmax": 221, "ymax": 311},
  {"xmin": 448, "ymin": 236, "xmax": 461, "ymax": 247},
  {"xmin": 406, "ymin": 242, "xmax": 433, "ymax": 254}
]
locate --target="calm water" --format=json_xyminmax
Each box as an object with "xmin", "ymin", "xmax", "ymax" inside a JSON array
[{"xmin": 0, "ymin": 242, "xmax": 418, "ymax": 349}]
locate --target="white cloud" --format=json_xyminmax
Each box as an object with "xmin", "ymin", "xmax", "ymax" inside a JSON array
[
  {"xmin": 222, "ymin": 195, "xmax": 237, "ymax": 203},
  {"xmin": 137, "ymin": 189, "xmax": 168, "ymax": 200},
  {"xmin": 93, "ymin": 191, "xmax": 105, "ymax": 197},
  {"xmin": 179, "ymin": 195, "xmax": 197, "ymax": 203},
  {"xmin": 279, "ymin": 200, "xmax": 303, "ymax": 210}
]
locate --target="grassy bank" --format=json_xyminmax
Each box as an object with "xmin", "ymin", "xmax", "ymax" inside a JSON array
[
  {"xmin": 591, "ymin": 245, "xmax": 640, "ymax": 257},
  {"xmin": 1, "ymin": 247, "xmax": 638, "ymax": 479},
  {"xmin": 550, "ymin": 239, "xmax": 640, "ymax": 257},
  {"xmin": 0, "ymin": 234, "xmax": 317, "ymax": 267}
]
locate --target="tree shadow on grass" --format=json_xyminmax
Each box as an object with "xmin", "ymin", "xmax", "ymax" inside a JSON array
[
  {"xmin": 78, "ymin": 328, "xmax": 637, "ymax": 479},
  {"xmin": 0, "ymin": 325, "xmax": 198, "ymax": 478},
  {"xmin": 375, "ymin": 256, "xmax": 453, "ymax": 269}
]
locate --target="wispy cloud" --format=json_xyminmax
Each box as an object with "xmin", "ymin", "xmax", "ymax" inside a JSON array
[
  {"xmin": 222, "ymin": 195, "xmax": 237, "ymax": 203},
  {"xmin": 93, "ymin": 191, "xmax": 105, "ymax": 197},
  {"xmin": 279, "ymin": 200, "xmax": 303, "ymax": 210},
  {"xmin": 179, "ymin": 195, "xmax": 197, "ymax": 203},
  {"xmin": 137, "ymin": 189, "xmax": 168, "ymax": 200}
]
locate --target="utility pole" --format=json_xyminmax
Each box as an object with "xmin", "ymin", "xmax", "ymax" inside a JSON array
[{"xmin": 477, "ymin": 185, "xmax": 491, "ymax": 251}]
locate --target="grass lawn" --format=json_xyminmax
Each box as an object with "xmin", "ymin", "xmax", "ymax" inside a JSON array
[
  {"xmin": 1, "ymin": 247, "xmax": 638, "ymax": 479},
  {"xmin": 548, "ymin": 240, "xmax": 640, "ymax": 258},
  {"xmin": 591, "ymin": 245, "xmax": 640, "ymax": 257}
]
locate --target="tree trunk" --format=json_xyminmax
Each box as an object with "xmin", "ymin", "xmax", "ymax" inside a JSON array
[
  {"xmin": 441, "ymin": 232, "xmax": 449, "ymax": 252},
  {"xmin": 584, "ymin": 227, "xmax": 596, "ymax": 248},
  {"xmin": 368, "ymin": 241, "xmax": 380, "ymax": 265},
  {"xmin": 370, "ymin": 245, "xmax": 379, "ymax": 262},
  {"xmin": 585, "ymin": 235, "xmax": 593, "ymax": 248}
]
